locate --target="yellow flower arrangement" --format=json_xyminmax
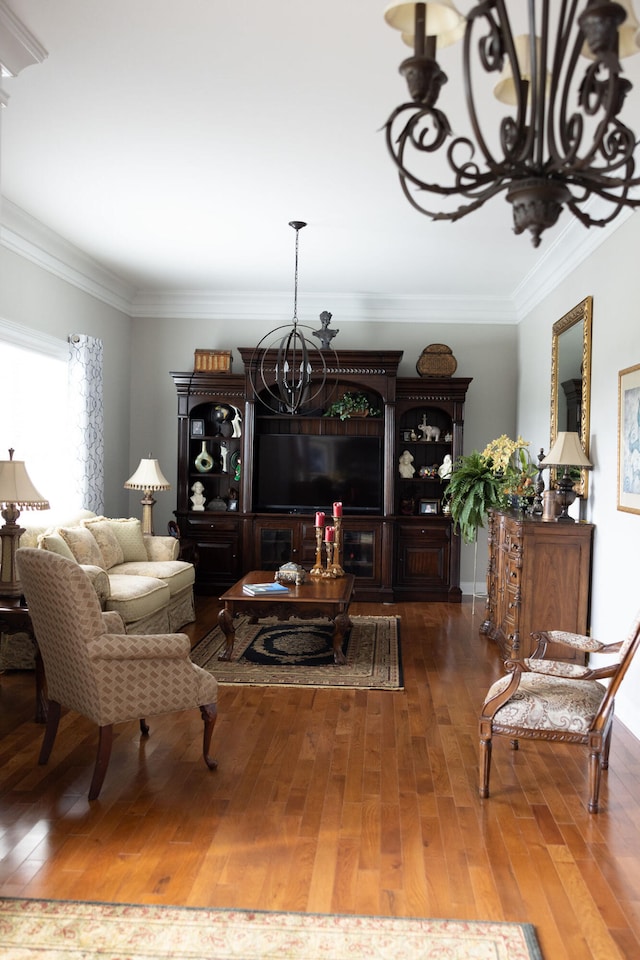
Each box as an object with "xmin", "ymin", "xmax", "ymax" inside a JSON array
[{"xmin": 481, "ymin": 434, "xmax": 536, "ymax": 497}]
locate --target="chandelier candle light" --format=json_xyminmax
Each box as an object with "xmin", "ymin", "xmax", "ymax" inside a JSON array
[{"xmin": 383, "ymin": 0, "xmax": 640, "ymax": 247}]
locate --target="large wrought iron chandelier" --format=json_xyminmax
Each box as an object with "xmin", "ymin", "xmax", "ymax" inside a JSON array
[
  {"xmin": 383, "ymin": 0, "xmax": 640, "ymax": 246},
  {"xmin": 249, "ymin": 221, "xmax": 338, "ymax": 415}
]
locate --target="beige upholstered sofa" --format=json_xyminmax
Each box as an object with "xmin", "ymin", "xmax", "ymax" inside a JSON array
[{"xmin": 18, "ymin": 512, "xmax": 195, "ymax": 635}]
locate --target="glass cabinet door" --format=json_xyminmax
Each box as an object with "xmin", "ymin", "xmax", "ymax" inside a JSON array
[{"xmin": 258, "ymin": 527, "xmax": 294, "ymax": 569}]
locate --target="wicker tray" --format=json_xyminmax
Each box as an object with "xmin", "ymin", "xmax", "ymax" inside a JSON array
[{"xmin": 416, "ymin": 344, "xmax": 457, "ymax": 378}]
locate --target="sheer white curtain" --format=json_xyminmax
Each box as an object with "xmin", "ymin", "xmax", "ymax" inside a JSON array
[
  {"xmin": 0, "ymin": 327, "xmax": 104, "ymax": 514},
  {"xmin": 68, "ymin": 334, "xmax": 104, "ymax": 513}
]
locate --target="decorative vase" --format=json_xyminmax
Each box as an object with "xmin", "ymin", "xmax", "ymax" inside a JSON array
[{"xmin": 194, "ymin": 441, "xmax": 214, "ymax": 473}]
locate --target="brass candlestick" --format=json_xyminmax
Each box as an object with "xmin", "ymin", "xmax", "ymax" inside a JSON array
[
  {"xmin": 331, "ymin": 514, "xmax": 345, "ymax": 577},
  {"xmin": 310, "ymin": 525, "xmax": 324, "ymax": 577},
  {"xmin": 324, "ymin": 539, "xmax": 334, "ymax": 576}
]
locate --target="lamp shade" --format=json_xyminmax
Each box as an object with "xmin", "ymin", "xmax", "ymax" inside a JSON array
[
  {"xmin": 0, "ymin": 453, "xmax": 49, "ymax": 509},
  {"xmin": 124, "ymin": 458, "xmax": 171, "ymax": 491},
  {"xmin": 384, "ymin": 0, "xmax": 463, "ymax": 37},
  {"xmin": 541, "ymin": 432, "xmax": 592, "ymax": 468}
]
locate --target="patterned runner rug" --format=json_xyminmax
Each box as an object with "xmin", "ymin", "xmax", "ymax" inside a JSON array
[
  {"xmin": 190, "ymin": 615, "xmax": 403, "ymax": 689},
  {"xmin": 0, "ymin": 899, "xmax": 542, "ymax": 959}
]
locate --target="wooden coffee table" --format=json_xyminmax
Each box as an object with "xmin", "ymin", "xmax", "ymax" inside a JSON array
[{"xmin": 218, "ymin": 570, "xmax": 355, "ymax": 665}]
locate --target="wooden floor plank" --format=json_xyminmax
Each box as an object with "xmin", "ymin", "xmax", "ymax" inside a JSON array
[{"xmin": 1, "ymin": 596, "xmax": 639, "ymax": 958}]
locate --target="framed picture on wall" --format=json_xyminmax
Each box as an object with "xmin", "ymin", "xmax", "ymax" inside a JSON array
[
  {"xmin": 618, "ymin": 362, "xmax": 640, "ymax": 514},
  {"xmin": 190, "ymin": 419, "xmax": 205, "ymax": 438},
  {"xmin": 419, "ymin": 498, "xmax": 440, "ymax": 515}
]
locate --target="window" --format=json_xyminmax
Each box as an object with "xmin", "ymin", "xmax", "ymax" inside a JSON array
[{"xmin": 0, "ymin": 333, "xmax": 80, "ymax": 513}]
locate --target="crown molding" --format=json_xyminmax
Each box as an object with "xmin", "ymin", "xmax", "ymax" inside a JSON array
[
  {"xmin": 129, "ymin": 289, "xmax": 517, "ymax": 324},
  {"xmin": 512, "ymin": 199, "xmax": 636, "ymax": 319},
  {"xmin": 1, "ymin": 199, "xmax": 136, "ymax": 314},
  {"xmin": 0, "ymin": 1, "xmax": 48, "ymax": 78},
  {"xmin": 2, "ymin": 195, "xmax": 631, "ymax": 326}
]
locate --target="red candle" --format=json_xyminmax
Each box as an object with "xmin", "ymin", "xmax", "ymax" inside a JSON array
[
  {"xmin": 315, "ymin": 511, "xmax": 325, "ymax": 527},
  {"xmin": 325, "ymin": 525, "xmax": 335, "ymax": 542},
  {"xmin": 333, "ymin": 501, "xmax": 343, "ymax": 517}
]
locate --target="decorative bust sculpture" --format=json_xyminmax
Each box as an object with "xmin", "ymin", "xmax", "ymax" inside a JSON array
[
  {"xmin": 438, "ymin": 454, "xmax": 453, "ymax": 479},
  {"xmin": 398, "ymin": 450, "xmax": 415, "ymax": 478},
  {"xmin": 190, "ymin": 480, "xmax": 206, "ymax": 511}
]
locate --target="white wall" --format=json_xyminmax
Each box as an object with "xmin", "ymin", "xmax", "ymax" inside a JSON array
[{"xmin": 517, "ymin": 211, "xmax": 640, "ymax": 737}]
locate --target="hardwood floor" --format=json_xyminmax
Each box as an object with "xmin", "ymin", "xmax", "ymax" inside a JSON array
[{"xmin": 1, "ymin": 597, "xmax": 639, "ymax": 959}]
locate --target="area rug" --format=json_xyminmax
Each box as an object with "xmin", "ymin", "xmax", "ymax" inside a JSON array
[
  {"xmin": 190, "ymin": 615, "xmax": 403, "ymax": 690},
  {"xmin": 0, "ymin": 899, "xmax": 542, "ymax": 959}
]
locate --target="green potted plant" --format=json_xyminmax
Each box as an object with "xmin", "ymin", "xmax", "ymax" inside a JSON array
[
  {"xmin": 443, "ymin": 436, "xmax": 536, "ymax": 608},
  {"xmin": 444, "ymin": 435, "xmax": 536, "ymax": 543},
  {"xmin": 323, "ymin": 391, "xmax": 381, "ymax": 420}
]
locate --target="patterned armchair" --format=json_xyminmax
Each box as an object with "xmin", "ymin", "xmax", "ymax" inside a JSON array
[
  {"xmin": 479, "ymin": 611, "xmax": 640, "ymax": 813},
  {"xmin": 16, "ymin": 548, "xmax": 218, "ymax": 801}
]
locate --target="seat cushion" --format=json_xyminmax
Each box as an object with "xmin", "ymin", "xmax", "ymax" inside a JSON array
[
  {"xmin": 486, "ymin": 673, "xmax": 607, "ymax": 735},
  {"xmin": 108, "ymin": 560, "xmax": 195, "ymax": 597},
  {"xmin": 105, "ymin": 574, "xmax": 170, "ymax": 623}
]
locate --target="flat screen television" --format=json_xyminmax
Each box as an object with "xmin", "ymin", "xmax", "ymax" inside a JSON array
[{"xmin": 254, "ymin": 434, "xmax": 383, "ymax": 514}]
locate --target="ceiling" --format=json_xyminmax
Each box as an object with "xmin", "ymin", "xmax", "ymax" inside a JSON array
[{"xmin": 2, "ymin": 0, "xmax": 639, "ymax": 320}]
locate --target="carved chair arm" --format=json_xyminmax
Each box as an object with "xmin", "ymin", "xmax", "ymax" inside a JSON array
[{"xmin": 529, "ymin": 630, "xmax": 607, "ymax": 659}]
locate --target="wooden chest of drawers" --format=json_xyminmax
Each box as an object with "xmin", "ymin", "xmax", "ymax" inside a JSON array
[{"xmin": 480, "ymin": 510, "xmax": 594, "ymax": 663}]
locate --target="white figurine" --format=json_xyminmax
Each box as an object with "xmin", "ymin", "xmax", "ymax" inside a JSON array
[
  {"xmin": 438, "ymin": 454, "xmax": 453, "ymax": 480},
  {"xmin": 190, "ymin": 480, "xmax": 206, "ymax": 511},
  {"xmin": 418, "ymin": 415, "xmax": 440, "ymax": 442},
  {"xmin": 220, "ymin": 442, "xmax": 228, "ymax": 473},
  {"xmin": 230, "ymin": 405, "xmax": 243, "ymax": 438},
  {"xmin": 399, "ymin": 450, "xmax": 415, "ymax": 478}
]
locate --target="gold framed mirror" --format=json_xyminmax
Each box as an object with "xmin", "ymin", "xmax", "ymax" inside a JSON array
[{"xmin": 550, "ymin": 296, "xmax": 592, "ymax": 498}]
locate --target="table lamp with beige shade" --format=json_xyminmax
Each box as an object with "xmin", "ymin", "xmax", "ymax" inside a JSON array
[
  {"xmin": 541, "ymin": 432, "xmax": 593, "ymax": 522},
  {"xmin": 124, "ymin": 456, "xmax": 171, "ymax": 536},
  {"xmin": 0, "ymin": 449, "xmax": 50, "ymax": 597}
]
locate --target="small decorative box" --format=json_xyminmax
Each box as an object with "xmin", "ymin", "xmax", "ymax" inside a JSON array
[{"xmin": 194, "ymin": 349, "xmax": 233, "ymax": 373}]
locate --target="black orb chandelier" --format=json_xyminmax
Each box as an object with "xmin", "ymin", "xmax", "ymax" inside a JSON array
[
  {"xmin": 383, "ymin": 0, "xmax": 640, "ymax": 246},
  {"xmin": 249, "ymin": 222, "xmax": 338, "ymax": 415}
]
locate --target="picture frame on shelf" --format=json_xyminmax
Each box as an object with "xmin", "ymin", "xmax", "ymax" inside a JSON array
[
  {"xmin": 618, "ymin": 362, "xmax": 640, "ymax": 515},
  {"xmin": 402, "ymin": 429, "xmax": 413, "ymax": 442},
  {"xmin": 190, "ymin": 419, "xmax": 205, "ymax": 438},
  {"xmin": 419, "ymin": 499, "xmax": 440, "ymax": 515}
]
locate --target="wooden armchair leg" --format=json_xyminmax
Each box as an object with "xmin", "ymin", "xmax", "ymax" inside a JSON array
[
  {"xmin": 38, "ymin": 700, "xmax": 61, "ymax": 765},
  {"xmin": 588, "ymin": 748, "xmax": 603, "ymax": 814},
  {"xmin": 200, "ymin": 703, "xmax": 218, "ymax": 770},
  {"xmin": 479, "ymin": 737, "xmax": 492, "ymax": 799},
  {"xmin": 88, "ymin": 725, "xmax": 114, "ymax": 801}
]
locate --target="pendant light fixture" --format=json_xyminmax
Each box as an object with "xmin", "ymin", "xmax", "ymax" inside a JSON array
[{"xmin": 248, "ymin": 221, "xmax": 338, "ymax": 415}]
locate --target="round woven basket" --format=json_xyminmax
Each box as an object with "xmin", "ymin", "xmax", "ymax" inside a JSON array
[{"xmin": 416, "ymin": 344, "xmax": 457, "ymax": 378}]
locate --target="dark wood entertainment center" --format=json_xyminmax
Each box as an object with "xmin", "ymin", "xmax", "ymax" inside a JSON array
[{"xmin": 171, "ymin": 351, "xmax": 472, "ymax": 602}]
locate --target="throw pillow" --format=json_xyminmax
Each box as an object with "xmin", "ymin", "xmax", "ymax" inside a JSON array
[
  {"xmin": 82, "ymin": 517, "xmax": 125, "ymax": 569},
  {"xmin": 37, "ymin": 530, "xmax": 76, "ymax": 561},
  {"xmin": 108, "ymin": 517, "xmax": 148, "ymax": 562},
  {"xmin": 58, "ymin": 526, "xmax": 105, "ymax": 568}
]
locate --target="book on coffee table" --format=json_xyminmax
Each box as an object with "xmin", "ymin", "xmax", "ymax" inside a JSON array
[{"xmin": 242, "ymin": 581, "xmax": 290, "ymax": 596}]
